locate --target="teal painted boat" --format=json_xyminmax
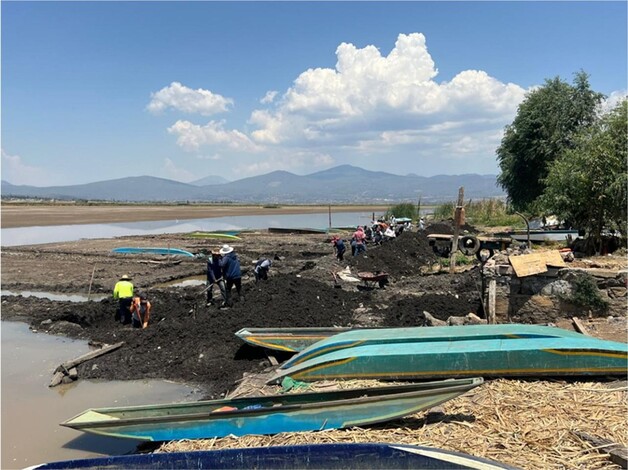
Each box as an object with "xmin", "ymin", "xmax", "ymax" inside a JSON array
[
  {"xmin": 271, "ymin": 327, "xmax": 627, "ymax": 383},
  {"xmin": 61, "ymin": 378, "xmax": 483, "ymax": 441},
  {"xmin": 187, "ymin": 231, "xmax": 242, "ymax": 240},
  {"xmin": 280, "ymin": 325, "xmax": 589, "ymax": 369},
  {"xmin": 112, "ymin": 247, "xmax": 195, "ymax": 257},
  {"xmin": 235, "ymin": 327, "xmax": 355, "ymax": 352}
]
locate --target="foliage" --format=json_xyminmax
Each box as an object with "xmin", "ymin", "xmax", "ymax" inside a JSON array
[
  {"xmin": 432, "ymin": 202, "xmax": 455, "ymax": 220},
  {"xmin": 540, "ymin": 99, "xmax": 627, "ymax": 241},
  {"xmin": 496, "ymin": 71, "xmax": 604, "ymax": 212},
  {"xmin": 566, "ymin": 273, "xmax": 609, "ymax": 311},
  {"xmin": 385, "ymin": 203, "xmax": 418, "ymax": 220},
  {"xmin": 440, "ymin": 252, "xmax": 474, "ymax": 267},
  {"xmin": 433, "ymin": 199, "xmax": 522, "ymax": 227}
]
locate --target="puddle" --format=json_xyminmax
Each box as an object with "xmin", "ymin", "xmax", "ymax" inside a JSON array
[
  {"xmin": 154, "ymin": 275, "xmax": 206, "ymax": 288},
  {"xmin": 0, "ymin": 290, "xmax": 108, "ymax": 302},
  {"xmin": 1, "ymin": 321, "xmax": 200, "ymax": 469}
]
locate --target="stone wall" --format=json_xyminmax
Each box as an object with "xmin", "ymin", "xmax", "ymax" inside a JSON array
[{"xmin": 482, "ymin": 255, "xmax": 627, "ymax": 324}]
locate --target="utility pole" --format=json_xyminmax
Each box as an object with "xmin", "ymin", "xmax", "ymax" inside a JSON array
[{"xmin": 449, "ymin": 187, "xmax": 465, "ymax": 273}]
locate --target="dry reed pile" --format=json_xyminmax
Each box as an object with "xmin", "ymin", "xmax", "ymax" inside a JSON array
[{"xmin": 158, "ymin": 379, "xmax": 627, "ymax": 469}]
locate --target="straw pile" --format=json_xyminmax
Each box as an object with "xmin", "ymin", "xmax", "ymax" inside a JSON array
[{"xmin": 158, "ymin": 379, "xmax": 627, "ymax": 469}]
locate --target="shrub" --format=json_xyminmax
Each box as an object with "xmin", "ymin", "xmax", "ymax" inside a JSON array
[
  {"xmin": 385, "ymin": 203, "xmax": 417, "ymax": 220},
  {"xmin": 568, "ymin": 274, "xmax": 609, "ymax": 311}
]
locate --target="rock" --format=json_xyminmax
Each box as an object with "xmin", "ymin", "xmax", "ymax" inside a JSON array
[
  {"xmin": 465, "ymin": 313, "xmax": 487, "ymax": 325},
  {"xmin": 40, "ymin": 319, "xmax": 53, "ymax": 326},
  {"xmin": 447, "ymin": 316, "xmax": 466, "ymax": 326},
  {"xmin": 540, "ymin": 280, "xmax": 572, "ymax": 297},
  {"xmin": 423, "ymin": 311, "xmax": 446, "ymax": 327},
  {"xmin": 48, "ymin": 321, "xmax": 83, "ymax": 336},
  {"xmin": 608, "ymin": 287, "xmax": 627, "ymax": 298}
]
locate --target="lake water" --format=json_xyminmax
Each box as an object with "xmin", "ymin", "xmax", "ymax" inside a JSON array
[
  {"xmin": 1, "ymin": 211, "xmax": 382, "ymax": 246},
  {"xmin": 1, "ymin": 321, "xmax": 200, "ymax": 469}
]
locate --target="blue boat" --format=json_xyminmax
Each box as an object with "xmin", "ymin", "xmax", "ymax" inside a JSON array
[
  {"xmin": 271, "ymin": 325, "xmax": 627, "ymax": 383},
  {"xmin": 60, "ymin": 378, "xmax": 483, "ymax": 441},
  {"xmin": 27, "ymin": 443, "xmax": 518, "ymax": 469},
  {"xmin": 112, "ymin": 247, "xmax": 195, "ymax": 257}
]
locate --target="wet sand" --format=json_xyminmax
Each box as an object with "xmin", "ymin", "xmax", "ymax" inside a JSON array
[{"xmin": 1, "ymin": 203, "xmax": 387, "ymax": 228}]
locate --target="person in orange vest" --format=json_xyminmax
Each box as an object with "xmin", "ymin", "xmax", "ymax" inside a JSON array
[
  {"xmin": 113, "ymin": 274, "xmax": 134, "ymax": 324},
  {"xmin": 129, "ymin": 293, "xmax": 151, "ymax": 329}
]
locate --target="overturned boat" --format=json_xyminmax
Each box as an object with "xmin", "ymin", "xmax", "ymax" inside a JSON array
[
  {"xmin": 27, "ymin": 442, "xmax": 517, "ymax": 470},
  {"xmin": 270, "ymin": 324, "xmax": 627, "ymax": 383}
]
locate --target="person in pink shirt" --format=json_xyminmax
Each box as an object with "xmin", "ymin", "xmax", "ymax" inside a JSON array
[{"xmin": 352, "ymin": 226, "xmax": 367, "ymax": 255}]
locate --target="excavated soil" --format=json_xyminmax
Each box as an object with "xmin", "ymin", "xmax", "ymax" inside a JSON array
[{"xmin": 1, "ymin": 223, "xmax": 626, "ymax": 399}]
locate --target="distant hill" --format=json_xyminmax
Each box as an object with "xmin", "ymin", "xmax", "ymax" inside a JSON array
[
  {"xmin": 1, "ymin": 165, "xmax": 505, "ymax": 203},
  {"xmin": 189, "ymin": 175, "xmax": 230, "ymax": 186}
]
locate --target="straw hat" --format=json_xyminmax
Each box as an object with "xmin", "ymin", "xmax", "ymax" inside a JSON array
[
  {"xmin": 219, "ymin": 244, "xmax": 234, "ymax": 255},
  {"xmin": 120, "ymin": 274, "xmax": 131, "ymax": 280}
]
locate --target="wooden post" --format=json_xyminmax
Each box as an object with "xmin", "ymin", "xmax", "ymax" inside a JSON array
[
  {"xmin": 328, "ymin": 205, "xmax": 332, "ymax": 229},
  {"xmin": 488, "ymin": 279, "xmax": 496, "ymax": 324},
  {"xmin": 449, "ymin": 187, "xmax": 464, "ymax": 273},
  {"xmin": 87, "ymin": 265, "xmax": 96, "ymax": 301}
]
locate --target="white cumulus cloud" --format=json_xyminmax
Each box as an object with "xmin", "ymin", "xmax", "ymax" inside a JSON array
[
  {"xmin": 161, "ymin": 158, "xmax": 197, "ymax": 183},
  {"xmin": 167, "ymin": 120, "xmax": 262, "ymax": 152},
  {"xmin": 261, "ymin": 90, "xmax": 278, "ymax": 104},
  {"xmin": 249, "ymin": 32, "xmax": 526, "ymax": 153},
  {"xmin": 147, "ymin": 82, "xmax": 233, "ymax": 116}
]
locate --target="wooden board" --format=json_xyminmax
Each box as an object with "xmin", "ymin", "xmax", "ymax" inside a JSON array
[{"xmin": 509, "ymin": 251, "xmax": 566, "ymax": 278}]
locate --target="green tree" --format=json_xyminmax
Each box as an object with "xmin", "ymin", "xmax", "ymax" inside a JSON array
[
  {"xmin": 497, "ymin": 71, "xmax": 604, "ymax": 212},
  {"xmin": 540, "ymin": 99, "xmax": 627, "ymax": 245}
]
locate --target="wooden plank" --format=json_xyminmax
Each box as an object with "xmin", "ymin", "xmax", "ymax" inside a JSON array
[
  {"xmin": 487, "ymin": 279, "xmax": 496, "ymax": 325},
  {"xmin": 573, "ymin": 430, "xmax": 628, "ymax": 468},
  {"xmin": 55, "ymin": 342, "xmax": 124, "ymax": 373},
  {"xmin": 509, "ymin": 253, "xmax": 548, "ymax": 277},
  {"xmin": 49, "ymin": 371, "xmax": 65, "ymax": 388},
  {"xmin": 572, "ymin": 317, "xmax": 590, "ymax": 336}
]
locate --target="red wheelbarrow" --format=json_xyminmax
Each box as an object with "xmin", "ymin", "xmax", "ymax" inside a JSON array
[{"xmin": 357, "ymin": 271, "xmax": 389, "ymax": 289}]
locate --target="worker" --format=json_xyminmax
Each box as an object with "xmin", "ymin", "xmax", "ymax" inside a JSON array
[
  {"xmin": 113, "ymin": 274, "xmax": 134, "ymax": 324},
  {"xmin": 353, "ymin": 226, "xmax": 367, "ymax": 255},
  {"xmin": 419, "ymin": 217, "xmax": 425, "ymax": 231},
  {"xmin": 219, "ymin": 244, "xmax": 242, "ymax": 306},
  {"xmin": 331, "ymin": 236, "xmax": 346, "ymax": 261},
  {"xmin": 129, "ymin": 293, "xmax": 151, "ymax": 329},
  {"xmin": 206, "ymin": 250, "xmax": 227, "ymax": 306},
  {"xmin": 253, "ymin": 258, "xmax": 272, "ymax": 282}
]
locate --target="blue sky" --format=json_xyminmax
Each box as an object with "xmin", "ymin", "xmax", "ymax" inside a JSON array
[{"xmin": 2, "ymin": 1, "xmax": 626, "ymax": 186}]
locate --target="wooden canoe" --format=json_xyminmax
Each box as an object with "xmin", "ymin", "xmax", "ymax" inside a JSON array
[
  {"xmin": 27, "ymin": 443, "xmax": 517, "ymax": 469},
  {"xmin": 60, "ymin": 378, "xmax": 483, "ymax": 441},
  {"xmin": 235, "ymin": 327, "xmax": 355, "ymax": 352},
  {"xmin": 112, "ymin": 247, "xmax": 195, "ymax": 257},
  {"xmin": 272, "ymin": 332, "xmax": 627, "ymax": 383},
  {"xmin": 280, "ymin": 324, "xmax": 590, "ymax": 369}
]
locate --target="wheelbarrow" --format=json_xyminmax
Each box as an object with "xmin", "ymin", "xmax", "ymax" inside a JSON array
[{"xmin": 357, "ymin": 271, "xmax": 389, "ymax": 289}]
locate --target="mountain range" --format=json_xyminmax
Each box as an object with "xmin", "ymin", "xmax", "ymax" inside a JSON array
[{"xmin": 1, "ymin": 165, "xmax": 505, "ymax": 203}]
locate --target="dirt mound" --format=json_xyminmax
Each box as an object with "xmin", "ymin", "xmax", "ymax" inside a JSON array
[
  {"xmin": 2, "ymin": 274, "xmax": 366, "ymax": 398},
  {"xmin": 347, "ymin": 231, "xmax": 438, "ymax": 277},
  {"xmin": 425, "ymin": 220, "xmax": 479, "ymax": 235}
]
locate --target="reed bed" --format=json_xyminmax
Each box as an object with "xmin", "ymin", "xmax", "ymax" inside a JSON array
[{"xmin": 158, "ymin": 379, "xmax": 627, "ymax": 469}]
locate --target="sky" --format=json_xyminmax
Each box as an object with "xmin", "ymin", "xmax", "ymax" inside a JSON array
[{"xmin": 2, "ymin": 1, "xmax": 627, "ymax": 186}]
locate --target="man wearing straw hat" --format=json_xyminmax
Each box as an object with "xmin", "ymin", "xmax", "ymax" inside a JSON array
[
  {"xmin": 113, "ymin": 274, "xmax": 134, "ymax": 324},
  {"xmin": 219, "ymin": 244, "xmax": 242, "ymax": 307}
]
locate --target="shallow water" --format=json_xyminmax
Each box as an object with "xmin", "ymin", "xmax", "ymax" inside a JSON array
[
  {"xmin": 1, "ymin": 211, "xmax": 380, "ymax": 246},
  {"xmin": 1, "ymin": 321, "xmax": 200, "ymax": 469},
  {"xmin": 0, "ymin": 290, "xmax": 108, "ymax": 302}
]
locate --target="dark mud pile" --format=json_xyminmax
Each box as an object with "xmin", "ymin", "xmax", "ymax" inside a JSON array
[
  {"xmin": 347, "ymin": 231, "xmax": 438, "ymax": 277},
  {"xmin": 381, "ymin": 269, "xmax": 485, "ymax": 326},
  {"xmin": 424, "ymin": 221, "xmax": 479, "ymax": 235},
  {"xmin": 2, "ymin": 275, "xmax": 366, "ymax": 398}
]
